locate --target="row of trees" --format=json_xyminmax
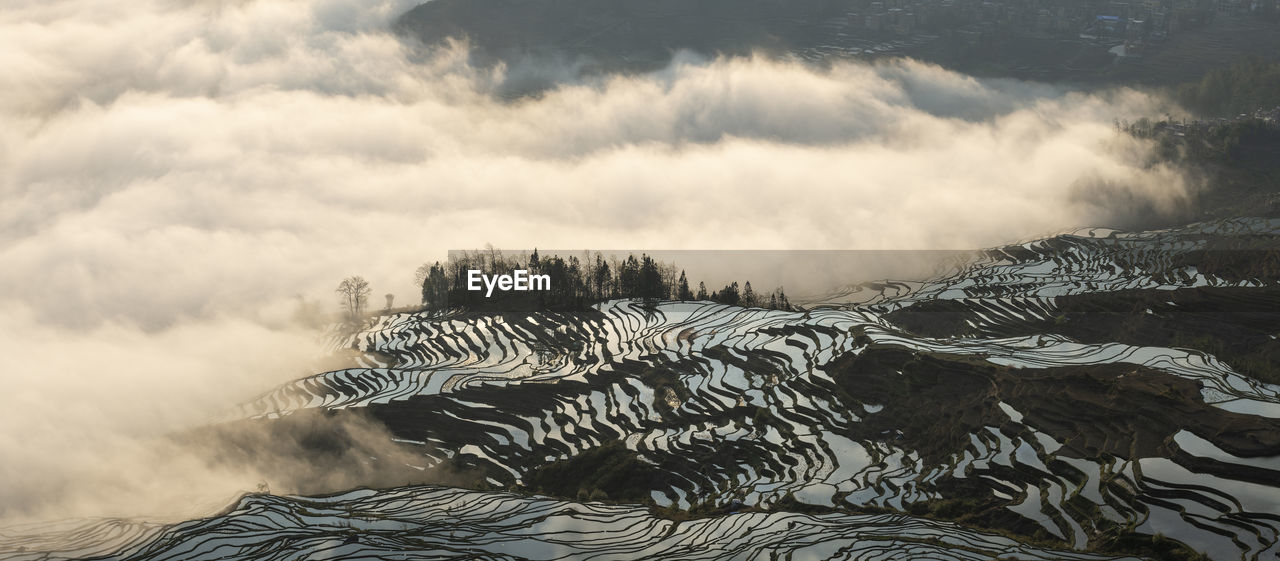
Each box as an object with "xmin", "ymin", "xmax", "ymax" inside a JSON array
[
  {"xmin": 1175, "ymin": 57, "xmax": 1280, "ymax": 118},
  {"xmin": 1121, "ymin": 113, "xmax": 1280, "ymax": 164},
  {"xmin": 413, "ymin": 248, "xmax": 793, "ymax": 313},
  {"xmin": 329, "ymin": 249, "xmax": 797, "ymax": 323},
  {"xmin": 696, "ymin": 279, "xmax": 792, "ymax": 310}
]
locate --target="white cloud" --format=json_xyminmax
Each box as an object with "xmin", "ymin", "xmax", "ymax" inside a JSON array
[{"xmin": 0, "ymin": 0, "xmax": 1196, "ymax": 523}]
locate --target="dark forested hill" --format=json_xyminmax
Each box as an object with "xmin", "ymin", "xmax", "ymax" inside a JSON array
[
  {"xmin": 395, "ymin": 0, "xmax": 1280, "ymax": 86},
  {"xmin": 394, "ymin": 0, "xmax": 831, "ymax": 69}
]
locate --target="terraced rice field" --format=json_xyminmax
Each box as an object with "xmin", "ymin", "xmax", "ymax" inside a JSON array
[{"xmin": 5, "ymin": 218, "xmax": 1279, "ymax": 561}]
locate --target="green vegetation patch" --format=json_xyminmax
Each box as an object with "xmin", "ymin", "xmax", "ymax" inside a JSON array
[
  {"xmin": 523, "ymin": 440, "xmax": 677, "ymax": 503},
  {"xmin": 1176, "ymin": 57, "xmax": 1280, "ymax": 118}
]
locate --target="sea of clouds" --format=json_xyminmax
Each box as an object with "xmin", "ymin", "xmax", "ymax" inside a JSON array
[{"xmin": 0, "ymin": 0, "xmax": 1197, "ymax": 523}]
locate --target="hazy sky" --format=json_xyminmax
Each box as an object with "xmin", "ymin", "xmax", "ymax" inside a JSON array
[{"xmin": 0, "ymin": 0, "xmax": 1197, "ymax": 523}]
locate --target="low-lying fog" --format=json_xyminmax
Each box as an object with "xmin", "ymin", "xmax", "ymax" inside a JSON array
[{"xmin": 1, "ymin": 0, "xmax": 1198, "ymax": 524}]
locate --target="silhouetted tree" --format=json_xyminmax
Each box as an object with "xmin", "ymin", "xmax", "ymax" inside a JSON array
[
  {"xmin": 769, "ymin": 287, "xmax": 791, "ymax": 311},
  {"xmin": 716, "ymin": 281, "xmax": 740, "ymax": 306},
  {"xmin": 485, "ymin": 243, "xmax": 501, "ymax": 273},
  {"xmin": 619, "ymin": 255, "xmax": 640, "ymax": 297},
  {"xmin": 420, "ymin": 261, "xmax": 448, "ymax": 311},
  {"xmin": 638, "ymin": 254, "xmax": 664, "ymax": 299},
  {"xmin": 660, "ymin": 263, "xmax": 679, "ymax": 299},
  {"xmin": 594, "ymin": 256, "xmax": 612, "ymax": 299},
  {"xmin": 677, "ymin": 270, "xmax": 693, "ymax": 300},
  {"xmin": 336, "ymin": 276, "xmax": 371, "ymax": 321},
  {"xmin": 742, "ymin": 281, "xmax": 757, "ymax": 307}
]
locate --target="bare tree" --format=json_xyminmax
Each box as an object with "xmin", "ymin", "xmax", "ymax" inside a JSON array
[
  {"xmin": 485, "ymin": 242, "xmax": 500, "ymax": 273},
  {"xmin": 336, "ymin": 276, "xmax": 371, "ymax": 322},
  {"xmin": 413, "ymin": 262, "xmax": 433, "ymax": 287}
]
